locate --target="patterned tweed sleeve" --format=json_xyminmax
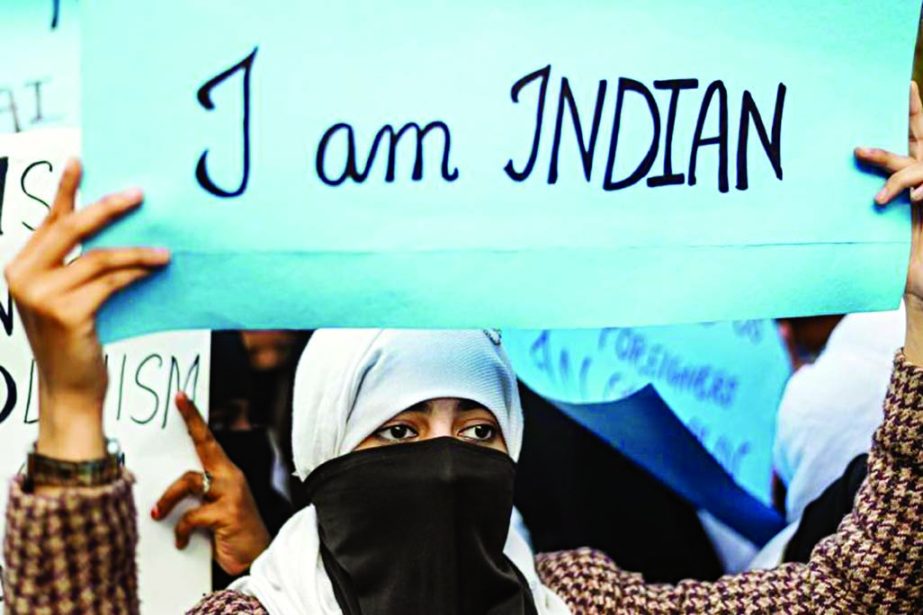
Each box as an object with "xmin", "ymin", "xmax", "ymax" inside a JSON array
[
  {"xmin": 184, "ymin": 590, "xmax": 267, "ymax": 614},
  {"xmin": 2, "ymin": 471, "xmax": 139, "ymax": 615},
  {"xmin": 535, "ymin": 352, "xmax": 923, "ymax": 614},
  {"xmin": 1, "ymin": 472, "xmax": 269, "ymax": 615}
]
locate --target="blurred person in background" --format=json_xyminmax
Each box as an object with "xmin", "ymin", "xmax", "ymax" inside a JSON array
[{"xmin": 747, "ymin": 308, "xmax": 904, "ymax": 570}]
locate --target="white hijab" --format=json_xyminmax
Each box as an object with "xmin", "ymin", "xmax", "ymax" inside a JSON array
[
  {"xmin": 772, "ymin": 307, "xmax": 904, "ymax": 522},
  {"xmin": 231, "ymin": 329, "xmax": 570, "ymax": 615}
]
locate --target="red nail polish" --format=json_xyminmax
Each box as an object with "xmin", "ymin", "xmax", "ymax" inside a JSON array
[{"xmin": 151, "ymin": 505, "xmax": 159, "ymax": 520}]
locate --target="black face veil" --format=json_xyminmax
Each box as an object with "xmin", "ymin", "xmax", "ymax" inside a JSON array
[{"xmin": 303, "ymin": 437, "xmax": 538, "ymax": 615}]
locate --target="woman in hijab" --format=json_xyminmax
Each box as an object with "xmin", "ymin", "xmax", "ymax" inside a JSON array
[
  {"xmin": 230, "ymin": 328, "xmax": 570, "ymax": 614},
  {"xmin": 5, "ymin": 90, "xmax": 923, "ymax": 612}
]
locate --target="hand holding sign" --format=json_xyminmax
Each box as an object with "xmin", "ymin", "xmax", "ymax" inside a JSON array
[
  {"xmin": 153, "ymin": 391, "xmax": 271, "ymax": 576},
  {"xmin": 0, "ymin": 130, "xmax": 211, "ymax": 612},
  {"xmin": 3, "ymin": 159, "xmax": 169, "ymax": 463},
  {"xmin": 856, "ymin": 82, "xmax": 923, "ymax": 366}
]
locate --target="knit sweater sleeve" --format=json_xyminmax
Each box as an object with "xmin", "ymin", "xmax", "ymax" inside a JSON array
[
  {"xmin": 1, "ymin": 471, "xmax": 270, "ymax": 615},
  {"xmin": 2, "ymin": 471, "xmax": 140, "ymax": 614},
  {"xmin": 535, "ymin": 352, "xmax": 923, "ymax": 614}
]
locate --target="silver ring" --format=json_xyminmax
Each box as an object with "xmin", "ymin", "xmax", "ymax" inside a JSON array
[{"xmin": 201, "ymin": 471, "xmax": 212, "ymax": 497}]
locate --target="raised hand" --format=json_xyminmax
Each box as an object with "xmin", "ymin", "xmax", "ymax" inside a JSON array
[
  {"xmin": 855, "ymin": 82, "xmax": 923, "ymax": 365},
  {"xmin": 153, "ymin": 392, "xmax": 271, "ymax": 576},
  {"xmin": 4, "ymin": 159, "xmax": 169, "ymax": 461}
]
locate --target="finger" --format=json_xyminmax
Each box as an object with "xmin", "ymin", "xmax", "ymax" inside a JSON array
[
  {"xmin": 31, "ymin": 187, "xmax": 144, "ymax": 269},
  {"xmin": 51, "ymin": 247, "xmax": 170, "ymax": 293},
  {"xmin": 855, "ymin": 147, "xmax": 915, "ymax": 174},
  {"xmin": 174, "ymin": 504, "xmax": 221, "ymax": 550},
  {"xmin": 175, "ymin": 391, "xmax": 224, "ymax": 463},
  {"xmin": 876, "ymin": 163, "xmax": 923, "ymax": 205},
  {"xmin": 910, "ymin": 82, "xmax": 923, "ymax": 160},
  {"xmin": 47, "ymin": 158, "xmax": 82, "ymax": 222},
  {"xmin": 3, "ymin": 162, "xmax": 85, "ymax": 278},
  {"xmin": 152, "ymin": 471, "xmax": 205, "ymax": 520},
  {"xmin": 63, "ymin": 266, "xmax": 159, "ymax": 317}
]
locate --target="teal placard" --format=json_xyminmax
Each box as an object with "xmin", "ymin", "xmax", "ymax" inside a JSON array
[{"xmin": 81, "ymin": 1, "xmax": 918, "ymax": 340}]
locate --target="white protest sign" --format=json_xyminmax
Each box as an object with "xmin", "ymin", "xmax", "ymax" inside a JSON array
[
  {"xmin": 0, "ymin": 129, "xmax": 211, "ymax": 613},
  {"xmin": 0, "ymin": 1, "xmax": 79, "ymax": 133}
]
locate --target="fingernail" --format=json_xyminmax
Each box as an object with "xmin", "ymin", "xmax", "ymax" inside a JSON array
[
  {"xmin": 911, "ymin": 186, "xmax": 923, "ymax": 201},
  {"xmin": 121, "ymin": 187, "xmax": 143, "ymax": 201},
  {"xmin": 855, "ymin": 147, "xmax": 868, "ymax": 156},
  {"xmin": 65, "ymin": 157, "xmax": 80, "ymax": 172},
  {"xmin": 150, "ymin": 505, "xmax": 159, "ymax": 520},
  {"xmin": 875, "ymin": 189, "xmax": 888, "ymax": 204}
]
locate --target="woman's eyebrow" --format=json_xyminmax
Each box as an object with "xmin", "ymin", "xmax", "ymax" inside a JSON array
[
  {"xmin": 457, "ymin": 399, "xmax": 489, "ymax": 412},
  {"xmin": 399, "ymin": 401, "xmax": 432, "ymax": 415},
  {"xmin": 397, "ymin": 400, "xmax": 488, "ymax": 415}
]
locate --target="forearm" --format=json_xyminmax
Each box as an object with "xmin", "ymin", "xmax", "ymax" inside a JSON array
[
  {"xmin": 2, "ymin": 472, "xmax": 140, "ymax": 615},
  {"xmin": 537, "ymin": 352, "xmax": 923, "ymax": 614}
]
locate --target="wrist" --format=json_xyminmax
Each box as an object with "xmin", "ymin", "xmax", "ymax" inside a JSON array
[
  {"xmin": 904, "ymin": 294, "xmax": 923, "ymax": 366},
  {"xmin": 37, "ymin": 418, "xmax": 107, "ymax": 461},
  {"xmin": 37, "ymin": 390, "xmax": 106, "ymax": 461}
]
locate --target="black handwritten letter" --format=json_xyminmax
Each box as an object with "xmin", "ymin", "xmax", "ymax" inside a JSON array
[
  {"xmin": 736, "ymin": 84, "xmax": 786, "ymax": 190},
  {"xmin": 132, "ymin": 354, "xmax": 163, "ymax": 425},
  {"xmin": 647, "ymin": 79, "xmax": 698, "ymax": 187},
  {"xmin": 51, "ymin": 0, "xmax": 61, "ymax": 29},
  {"xmin": 505, "ymin": 65, "xmax": 551, "ymax": 182},
  {"xmin": 0, "ymin": 156, "xmax": 8, "ymax": 235},
  {"xmin": 116, "ymin": 355, "xmax": 127, "ymax": 420},
  {"xmin": 316, "ymin": 123, "xmax": 361, "ymax": 186},
  {"xmin": 164, "ymin": 355, "xmax": 201, "ymax": 428},
  {"xmin": 0, "ymin": 291, "xmax": 13, "ymax": 336},
  {"xmin": 688, "ymin": 80, "xmax": 729, "ymax": 193},
  {"xmin": 604, "ymin": 78, "xmax": 661, "ymax": 191},
  {"xmin": 25, "ymin": 79, "xmax": 50, "ymax": 125},
  {"xmin": 0, "ymin": 90, "xmax": 20, "ymax": 133},
  {"xmin": 383, "ymin": 122, "xmax": 459, "ymax": 182},
  {"xmin": 23, "ymin": 360, "xmax": 38, "ymax": 424},
  {"xmin": 0, "ymin": 365, "xmax": 16, "ymax": 424},
  {"xmin": 21, "ymin": 160, "xmax": 53, "ymax": 231},
  {"xmin": 195, "ymin": 47, "xmax": 257, "ymax": 198},
  {"xmin": 548, "ymin": 78, "xmax": 608, "ymax": 184}
]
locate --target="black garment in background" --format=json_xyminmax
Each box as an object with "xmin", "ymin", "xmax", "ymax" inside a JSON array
[
  {"xmin": 783, "ymin": 453, "xmax": 868, "ymax": 564},
  {"xmin": 209, "ymin": 331, "xmax": 255, "ymax": 430},
  {"xmin": 514, "ymin": 382, "xmax": 724, "ymax": 584},
  {"xmin": 250, "ymin": 331, "xmax": 313, "ymax": 497},
  {"xmin": 211, "ymin": 428, "xmax": 294, "ymax": 590},
  {"xmin": 208, "ymin": 331, "xmax": 310, "ymax": 589}
]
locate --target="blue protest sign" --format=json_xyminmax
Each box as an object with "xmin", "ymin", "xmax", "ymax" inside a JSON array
[
  {"xmin": 0, "ymin": 0, "xmax": 80, "ymax": 133},
  {"xmin": 81, "ymin": 1, "xmax": 918, "ymax": 341},
  {"xmin": 504, "ymin": 321, "xmax": 791, "ymax": 506}
]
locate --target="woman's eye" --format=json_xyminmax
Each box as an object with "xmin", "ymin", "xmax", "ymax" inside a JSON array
[
  {"xmin": 377, "ymin": 424, "xmax": 418, "ymax": 442},
  {"xmin": 459, "ymin": 424, "xmax": 496, "ymax": 441}
]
